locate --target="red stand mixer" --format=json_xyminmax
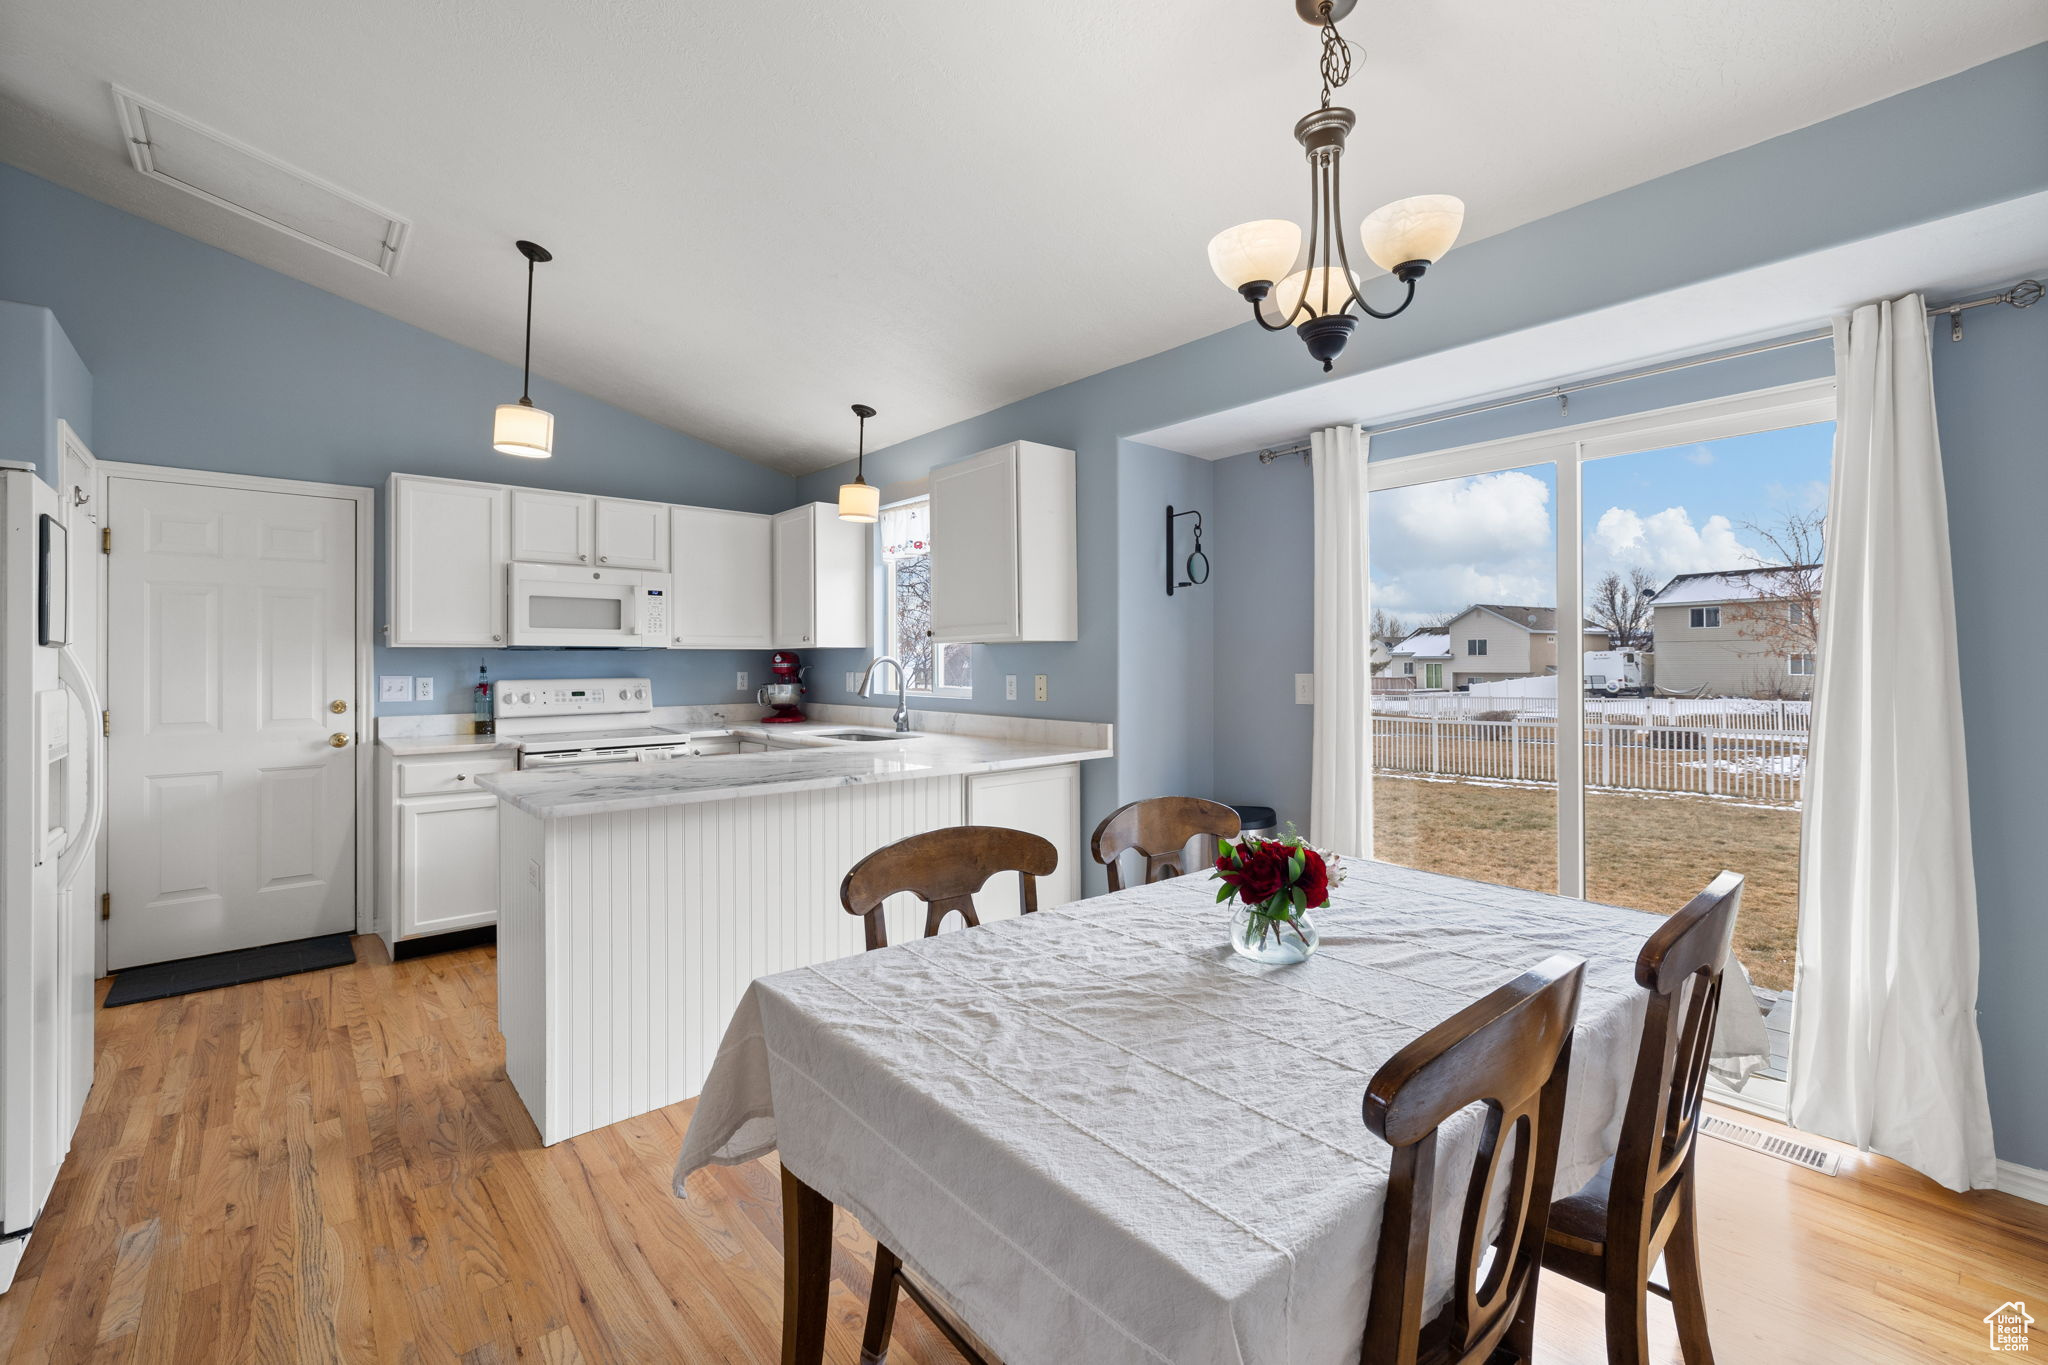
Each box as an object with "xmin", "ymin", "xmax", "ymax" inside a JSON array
[{"xmin": 756, "ymin": 651, "xmax": 809, "ymax": 723}]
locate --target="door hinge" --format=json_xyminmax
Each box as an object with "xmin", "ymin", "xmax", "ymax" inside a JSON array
[
  {"xmin": 101, "ymin": 709, "xmax": 110, "ymax": 737},
  {"xmin": 100, "ymin": 526, "xmax": 112, "ymax": 554},
  {"xmin": 100, "ymin": 892, "xmax": 110, "ymax": 922}
]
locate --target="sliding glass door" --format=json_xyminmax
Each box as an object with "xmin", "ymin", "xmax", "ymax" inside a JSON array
[{"xmin": 1367, "ymin": 381, "xmax": 1835, "ymax": 997}]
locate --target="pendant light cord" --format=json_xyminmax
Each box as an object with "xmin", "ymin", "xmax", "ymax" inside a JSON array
[{"xmin": 521, "ymin": 253, "xmax": 536, "ymax": 405}]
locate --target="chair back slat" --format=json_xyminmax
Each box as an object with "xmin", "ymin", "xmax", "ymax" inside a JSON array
[
  {"xmin": 840, "ymin": 825, "xmax": 1059, "ymax": 951},
  {"xmin": 1090, "ymin": 797, "xmax": 1241, "ymax": 891},
  {"xmin": 1361, "ymin": 954, "xmax": 1586, "ymax": 1365},
  {"xmin": 1620, "ymin": 872, "xmax": 1743, "ymax": 1196}
]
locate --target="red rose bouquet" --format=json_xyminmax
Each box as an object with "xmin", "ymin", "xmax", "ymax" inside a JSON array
[{"xmin": 1210, "ymin": 826, "xmax": 1345, "ymax": 960}]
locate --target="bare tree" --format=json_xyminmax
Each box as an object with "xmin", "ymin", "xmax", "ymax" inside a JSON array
[
  {"xmin": 1587, "ymin": 567, "xmax": 1658, "ymax": 648},
  {"xmin": 1728, "ymin": 509, "xmax": 1824, "ymax": 660},
  {"xmin": 1368, "ymin": 607, "xmax": 1410, "ymax": 674}
]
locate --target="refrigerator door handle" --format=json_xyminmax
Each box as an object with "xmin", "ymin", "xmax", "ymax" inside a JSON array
[{"xmin": 53, "ymin": 643, "xmax": 102, "ymax": 894}]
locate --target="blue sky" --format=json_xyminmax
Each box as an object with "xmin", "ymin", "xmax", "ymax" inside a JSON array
[{"xmin": 1369, "ymin": 420, "xmax": 1835, "ymax": 626}]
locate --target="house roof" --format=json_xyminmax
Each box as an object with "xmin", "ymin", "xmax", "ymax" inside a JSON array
[
  {"xmin": 1652, "ymin": 566, "xmax": 1818, "ymax": 607},
  {"xmin": 1390, "ymin": 630, "xmax": 1453, "ymax": 659},
  {"xmin": 1461, "ymin": 604, "xmax": 1606, "ymax": 634}
]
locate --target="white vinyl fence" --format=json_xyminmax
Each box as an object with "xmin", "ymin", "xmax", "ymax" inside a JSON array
[
  {"xmin": 1373, "ymin": 714, "xmax": 1807, "ymax": 808},
  {"xmin": 1374, "ymin": 688, "xmax": 1811, "ymax": 734}
]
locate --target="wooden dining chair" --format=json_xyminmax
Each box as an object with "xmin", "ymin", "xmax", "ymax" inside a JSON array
[
  {"xmin": 1361, "ymin": 954, "xmax": 1587, "ymax": 1365},
  {"xmin": 1541, "ymin": 871, "xmax": 1744, "ymax": 1365},
  {"xmin": 839, "ymin": 825, "xmax": 1058, "ymax": 1364},
  {"xmin": 1089, "ymin": 796, "xmax": 1242, "ymax": 890}
]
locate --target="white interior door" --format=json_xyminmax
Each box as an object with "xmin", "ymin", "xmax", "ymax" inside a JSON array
[{"xmin": 105, "ymin": 477, "xmax": 359, "ymax": 969}]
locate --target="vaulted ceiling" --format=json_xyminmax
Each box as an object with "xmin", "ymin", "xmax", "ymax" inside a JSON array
[{"xmin": 3, "ymin": 1, "xmax": 2044, "ymax": 472}]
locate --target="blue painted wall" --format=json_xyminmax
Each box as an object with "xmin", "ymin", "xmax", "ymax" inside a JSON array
[
  {"xmin": 0, "ymin": 300, "xmax": 92, "ymax": 479},
  {"xmin": 1932, "ymin": 300, "xmax": 2048, "ymax": 1171},
  {"xmin": 1115, "ymin": 441, "xmax": 1216, "ymax": 807},
  {"xmin": 0, "ymin": 165, "xmax": 797, "ymax": 714}
]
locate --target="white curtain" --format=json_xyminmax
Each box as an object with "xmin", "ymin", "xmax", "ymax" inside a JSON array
[
  {"xmin": 1788, "ymin": 294, "xmax": 1997, "ymax": 1192},
  {"xmin": 1310, "ymin": 424, "xmax": 1372, "ymax": 858}
]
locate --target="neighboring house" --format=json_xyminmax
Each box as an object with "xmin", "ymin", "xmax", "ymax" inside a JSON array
[
  {"xmin": 1387, "ymin": 628, "xmax": 1453, "ymax": 690},
  {"xmin": 1649, "ymin": 568, "xmax": 1821, "ymax": 698},
  {"xmin": 1369, "ymin": 635, "xmax": 1395, "ymax": 674},
  {"xmin": 1442, "ymin": 605, "xmax": 1611, "ymax": 692}
]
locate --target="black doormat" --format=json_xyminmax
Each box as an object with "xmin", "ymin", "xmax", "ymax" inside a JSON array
[{"xmin": 103, "ymin": 932, "xmax": 357, "ymax": 1008}]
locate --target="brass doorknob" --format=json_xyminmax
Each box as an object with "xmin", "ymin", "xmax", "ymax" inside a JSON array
[
  {"xmin": 329, "ymin": 732, "xmax": 350, "ymax": 748},
  {"xmin": 330, "ymin": 699, "xmax": 349, "ymax": 714}
]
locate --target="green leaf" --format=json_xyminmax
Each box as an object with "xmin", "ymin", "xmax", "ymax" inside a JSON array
[{"xmin": 1215, "ymin": 882, "xmax": 1234, "ymax": 903}]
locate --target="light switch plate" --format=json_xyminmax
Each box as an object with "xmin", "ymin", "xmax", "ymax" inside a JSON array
[
  {"xmin": 845, "ymin": 671, "xmax": 861, "ymax": 692},
  {"xmin": 1034, "ymin": 674, "xmax": 1049, "ymax": 702},
  {"xmin": 1295, "ymin": 673, "xmax": 1314, "ymax": 705},
  {"xmin": 414, "ymin": 677, "xmax": 434, "ymax": 701},
  {"xmin": 736, "ymin": 671, "xmax": 748, "ymax": 691},
  {"xmin": 1004, "ymin": 675, "xmax": 1017, "ymax": 701},
  {"xmin": 379, "ymin": 675, "xmax": 413, "ymax": 703}
]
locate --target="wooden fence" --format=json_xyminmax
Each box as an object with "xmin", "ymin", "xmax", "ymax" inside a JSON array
[{"xmin": 1373, "ymin": 715, "xmax": 1807, "ymax": 808}]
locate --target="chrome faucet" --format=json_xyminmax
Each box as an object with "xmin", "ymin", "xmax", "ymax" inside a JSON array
[{"xmin": 858, "ymin": 656, "xmax": 912, "ymax": 732}]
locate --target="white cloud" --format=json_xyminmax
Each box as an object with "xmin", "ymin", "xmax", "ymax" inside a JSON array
[
  {"xmin": 1585, "ymin": 505, "xmax": 1766, "ymax": 593},
  {"xmin": 1370, "ymin": 471, "xmax": 1554, "ymax": 621}
]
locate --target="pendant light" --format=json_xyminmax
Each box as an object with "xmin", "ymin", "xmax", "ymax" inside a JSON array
[
  {"xmin": 1205, "ymin": 0, "xmax": 1463, "ymax": 371},
  {"xmin": 837, "ymin": 403, "xmax": 880, "ymax": 523},
  {"xmin": 493, "ymin": 239, "xmax": 555, "ymax": 458}
]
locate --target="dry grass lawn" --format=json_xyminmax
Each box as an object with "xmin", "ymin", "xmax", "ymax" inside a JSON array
[{"xmin": 1372, "ymin": 775, "xmax": 1802, "ymax": 990}]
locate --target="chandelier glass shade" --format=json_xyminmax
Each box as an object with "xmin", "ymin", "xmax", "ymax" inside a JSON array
[
  {"xmin": 494, "ymin": 239, "xmax": 555, "ymax": 457},
  {"xmin": 1208, "ymin": 1, "xmax": 1463, "ymax": 371}
]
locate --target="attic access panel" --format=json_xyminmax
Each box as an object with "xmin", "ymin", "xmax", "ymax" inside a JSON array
[{"xmin": 114, "ymin": 87, "xmax": 409, "ymax": 275}]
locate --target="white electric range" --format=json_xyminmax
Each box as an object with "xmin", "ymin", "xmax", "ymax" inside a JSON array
[{"xmin": 492, "ymin": 677, "xmax": 695, "ymax": 770}]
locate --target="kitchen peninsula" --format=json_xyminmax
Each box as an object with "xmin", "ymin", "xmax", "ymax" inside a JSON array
[{"xmin": 477, "ymin": 717, "xmax": 1112, "ymax": 1144}]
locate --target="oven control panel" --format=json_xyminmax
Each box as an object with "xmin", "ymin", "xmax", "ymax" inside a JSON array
[{"xmin": 494, "ymin": 677, "xmax": 653, "ymax": 719}]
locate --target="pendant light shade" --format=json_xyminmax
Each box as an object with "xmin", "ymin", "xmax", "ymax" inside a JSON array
[
  {"xmin": 838, "ymin": 403, "xmax": 879, "ymax": 523},
  {"xmin": 1359, "ymin": 195, "xmax": 1465, "ymax": 274},
  {"xmin": 493, "ymin": 400, "xmax": 554, "ymax": 458},
  {"xmin": 495, "ymin": 239, "xmax": 554, "ymax": 458}
]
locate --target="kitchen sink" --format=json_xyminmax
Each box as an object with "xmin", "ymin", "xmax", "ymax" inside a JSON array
[{"xmin": 813, "ymin": 730, "xmax": 918, "ymax": 742}]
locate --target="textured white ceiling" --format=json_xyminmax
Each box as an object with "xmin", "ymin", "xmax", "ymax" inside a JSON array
[{"xmin": 2, "ymin": 2, "xmax": 2044, "ymax": 473}]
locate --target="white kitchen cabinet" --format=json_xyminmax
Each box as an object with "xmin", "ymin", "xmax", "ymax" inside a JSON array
[
  {"xmin": 966, "ymin": 763, "xmax": 1081, "ymax": 913},
  {"xmin": 509, "ymin": 487, "xmax": 593, "ymax": 565},
  {"xmin": 669, "ymin": 505, "xmax": 772, "ymax": 648},
  {"xmin": 929, "ymin": 441, "xmax": 1076, "ymax": 643},
  {"xmin": 377, "ymin": 747, "xmax": 516, "ymax": 951},
  {"xmin": 387, "ymin": 474, "xmax": 508, "ymax": 646},
  {"xmin": 594, "ymin": 497, "xmax": 670, "ymax": 571},
  {"xmin": 772, "ymin": 502, "xmax": 870, "ymax": 649}
]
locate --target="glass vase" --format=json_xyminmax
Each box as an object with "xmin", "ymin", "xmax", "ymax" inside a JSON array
[{"xmin": 1229, "ymin": 901, "xmax": 1320, "ymax": 965}]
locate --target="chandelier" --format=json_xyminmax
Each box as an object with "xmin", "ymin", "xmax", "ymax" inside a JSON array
[{"xmin": 1207, "ymin": 0, "xmax": 1464, "ymax": 371}]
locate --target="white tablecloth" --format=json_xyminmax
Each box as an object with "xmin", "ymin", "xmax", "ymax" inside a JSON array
[{"xmin": 675, "ymin": 862, "xmax": 1676, "ymax": 1365}]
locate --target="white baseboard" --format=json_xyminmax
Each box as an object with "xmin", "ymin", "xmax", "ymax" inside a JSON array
[
  {"xmin": 0, "ymin": 1235, "xmax": 23, "ymax": 1294},
  {"xmin": 1995, "ymin": 1160, "xmax": 2048, "ymax": 1205}
]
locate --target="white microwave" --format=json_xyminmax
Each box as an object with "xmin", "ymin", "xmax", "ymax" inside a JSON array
[{"xmin": 506, "ymin": 562, "xmax": 672, "ymax": 648}]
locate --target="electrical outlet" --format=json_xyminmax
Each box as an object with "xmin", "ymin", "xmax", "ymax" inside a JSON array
[
  {"xmin": 1295, "ymin": 673, "xmax": 1315, "ymax": 705},
  {"xmin": 414, "ymin": 677, "xmax": 435, "ymax": 701},
  {"xmin": 1033, "ymin": 674, "xmax": 1048, "ymax": 702},
  {"xmin": 736, "ymin": 671, "xmax": 748, "ymax": 691},
  {"xmin": 378, "ymin": 675, "xmax": 413, "ymax": 703},
  {"xmin": 1004, "ymin": 675, "xmax": 1017, "ymax": 701}
]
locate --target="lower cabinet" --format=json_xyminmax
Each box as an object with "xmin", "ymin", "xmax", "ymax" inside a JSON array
[
  {"xmin": 966, "ymin": 763, "xmax": 1082, "ymax": 912},
  {"xmin": 379, "ymin": 749, "xmax": 516, "ymax": 951}
]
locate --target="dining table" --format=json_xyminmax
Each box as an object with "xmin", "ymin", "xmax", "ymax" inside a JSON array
[{"xmin": 674, "ymin": 858, "xmax": 1762, "ymax": 1365}]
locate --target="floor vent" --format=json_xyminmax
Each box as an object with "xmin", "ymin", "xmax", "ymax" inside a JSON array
[
  {"xmin": 113, "ymin": 87, "xmax": 409, "ymax": 275},
  {"xmin": 1701, "ymin": 1114, "xmax": 1841, "ymax": 1175}
]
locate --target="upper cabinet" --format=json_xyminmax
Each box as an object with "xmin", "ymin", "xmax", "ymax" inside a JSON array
[
  {"xmin": 509, "ymin": 487, "xmax": 592, "ymax": 565},
  {"xmin": 669, "ymin": 505, "xmax": 772, "ymax": 649},
  {"xmin": 388, "ymin": 475, "xmax": 508, "ymax": 646},
  {"xmin": 929, "ymin": 441, "xmax": 1076, "ymax": 643},
  {"xmin": 771, "ymin": 502, "xmax": 870, "ymax": 649},
  {"xmin": 594, "ymin": 497, "xmax": 670, "ymax": 571},
  {"xmin": 510, "ymin": 490, "xmax": 670, "ymax": 571}
]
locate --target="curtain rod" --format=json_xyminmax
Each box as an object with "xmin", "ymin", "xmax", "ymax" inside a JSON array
[{"xmin": 1254, "ymin": 276, "xmax": 2042, "ymax": 463}]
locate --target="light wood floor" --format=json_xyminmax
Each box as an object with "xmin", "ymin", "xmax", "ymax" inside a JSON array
[{"xmin": 0, "ymin": 937, "xmax": 2040, "ymax": 1364}]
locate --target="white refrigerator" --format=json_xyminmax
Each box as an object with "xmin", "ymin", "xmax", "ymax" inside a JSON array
[{"xmin": 0, "ymin": 460, "xmax": 102, "ymax": 1291}]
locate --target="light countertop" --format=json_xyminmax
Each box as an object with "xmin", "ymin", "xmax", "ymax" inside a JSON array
[
  {"xmin": 474, "ymin": 723, "xmax": 1112, "ymax": 819},
  {"xmin": 378, "ymin": 733, "xmax": 523, "ymax": 757}
]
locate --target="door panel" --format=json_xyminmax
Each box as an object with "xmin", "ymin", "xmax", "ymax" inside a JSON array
[
  {"xmin": 510, "ymin": 487, "xmax": 592, "ymax": 564},
  {"xmin": 108, "ymin": 478, "xmax": 358, "ymax": 968},
  {"xmin": 594, "ymin": 497, "xmax": 669, "ymax": 571}
]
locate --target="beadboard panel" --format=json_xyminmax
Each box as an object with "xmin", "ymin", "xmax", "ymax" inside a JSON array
[{"xmin": 515, "ymin": 774, "xmax": 970, "ymax": 1144}]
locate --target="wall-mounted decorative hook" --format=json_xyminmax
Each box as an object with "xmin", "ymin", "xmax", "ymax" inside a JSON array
[{"xmin": 1167, "ymin": 506, "xmax": 1209, "ymax": 597}]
